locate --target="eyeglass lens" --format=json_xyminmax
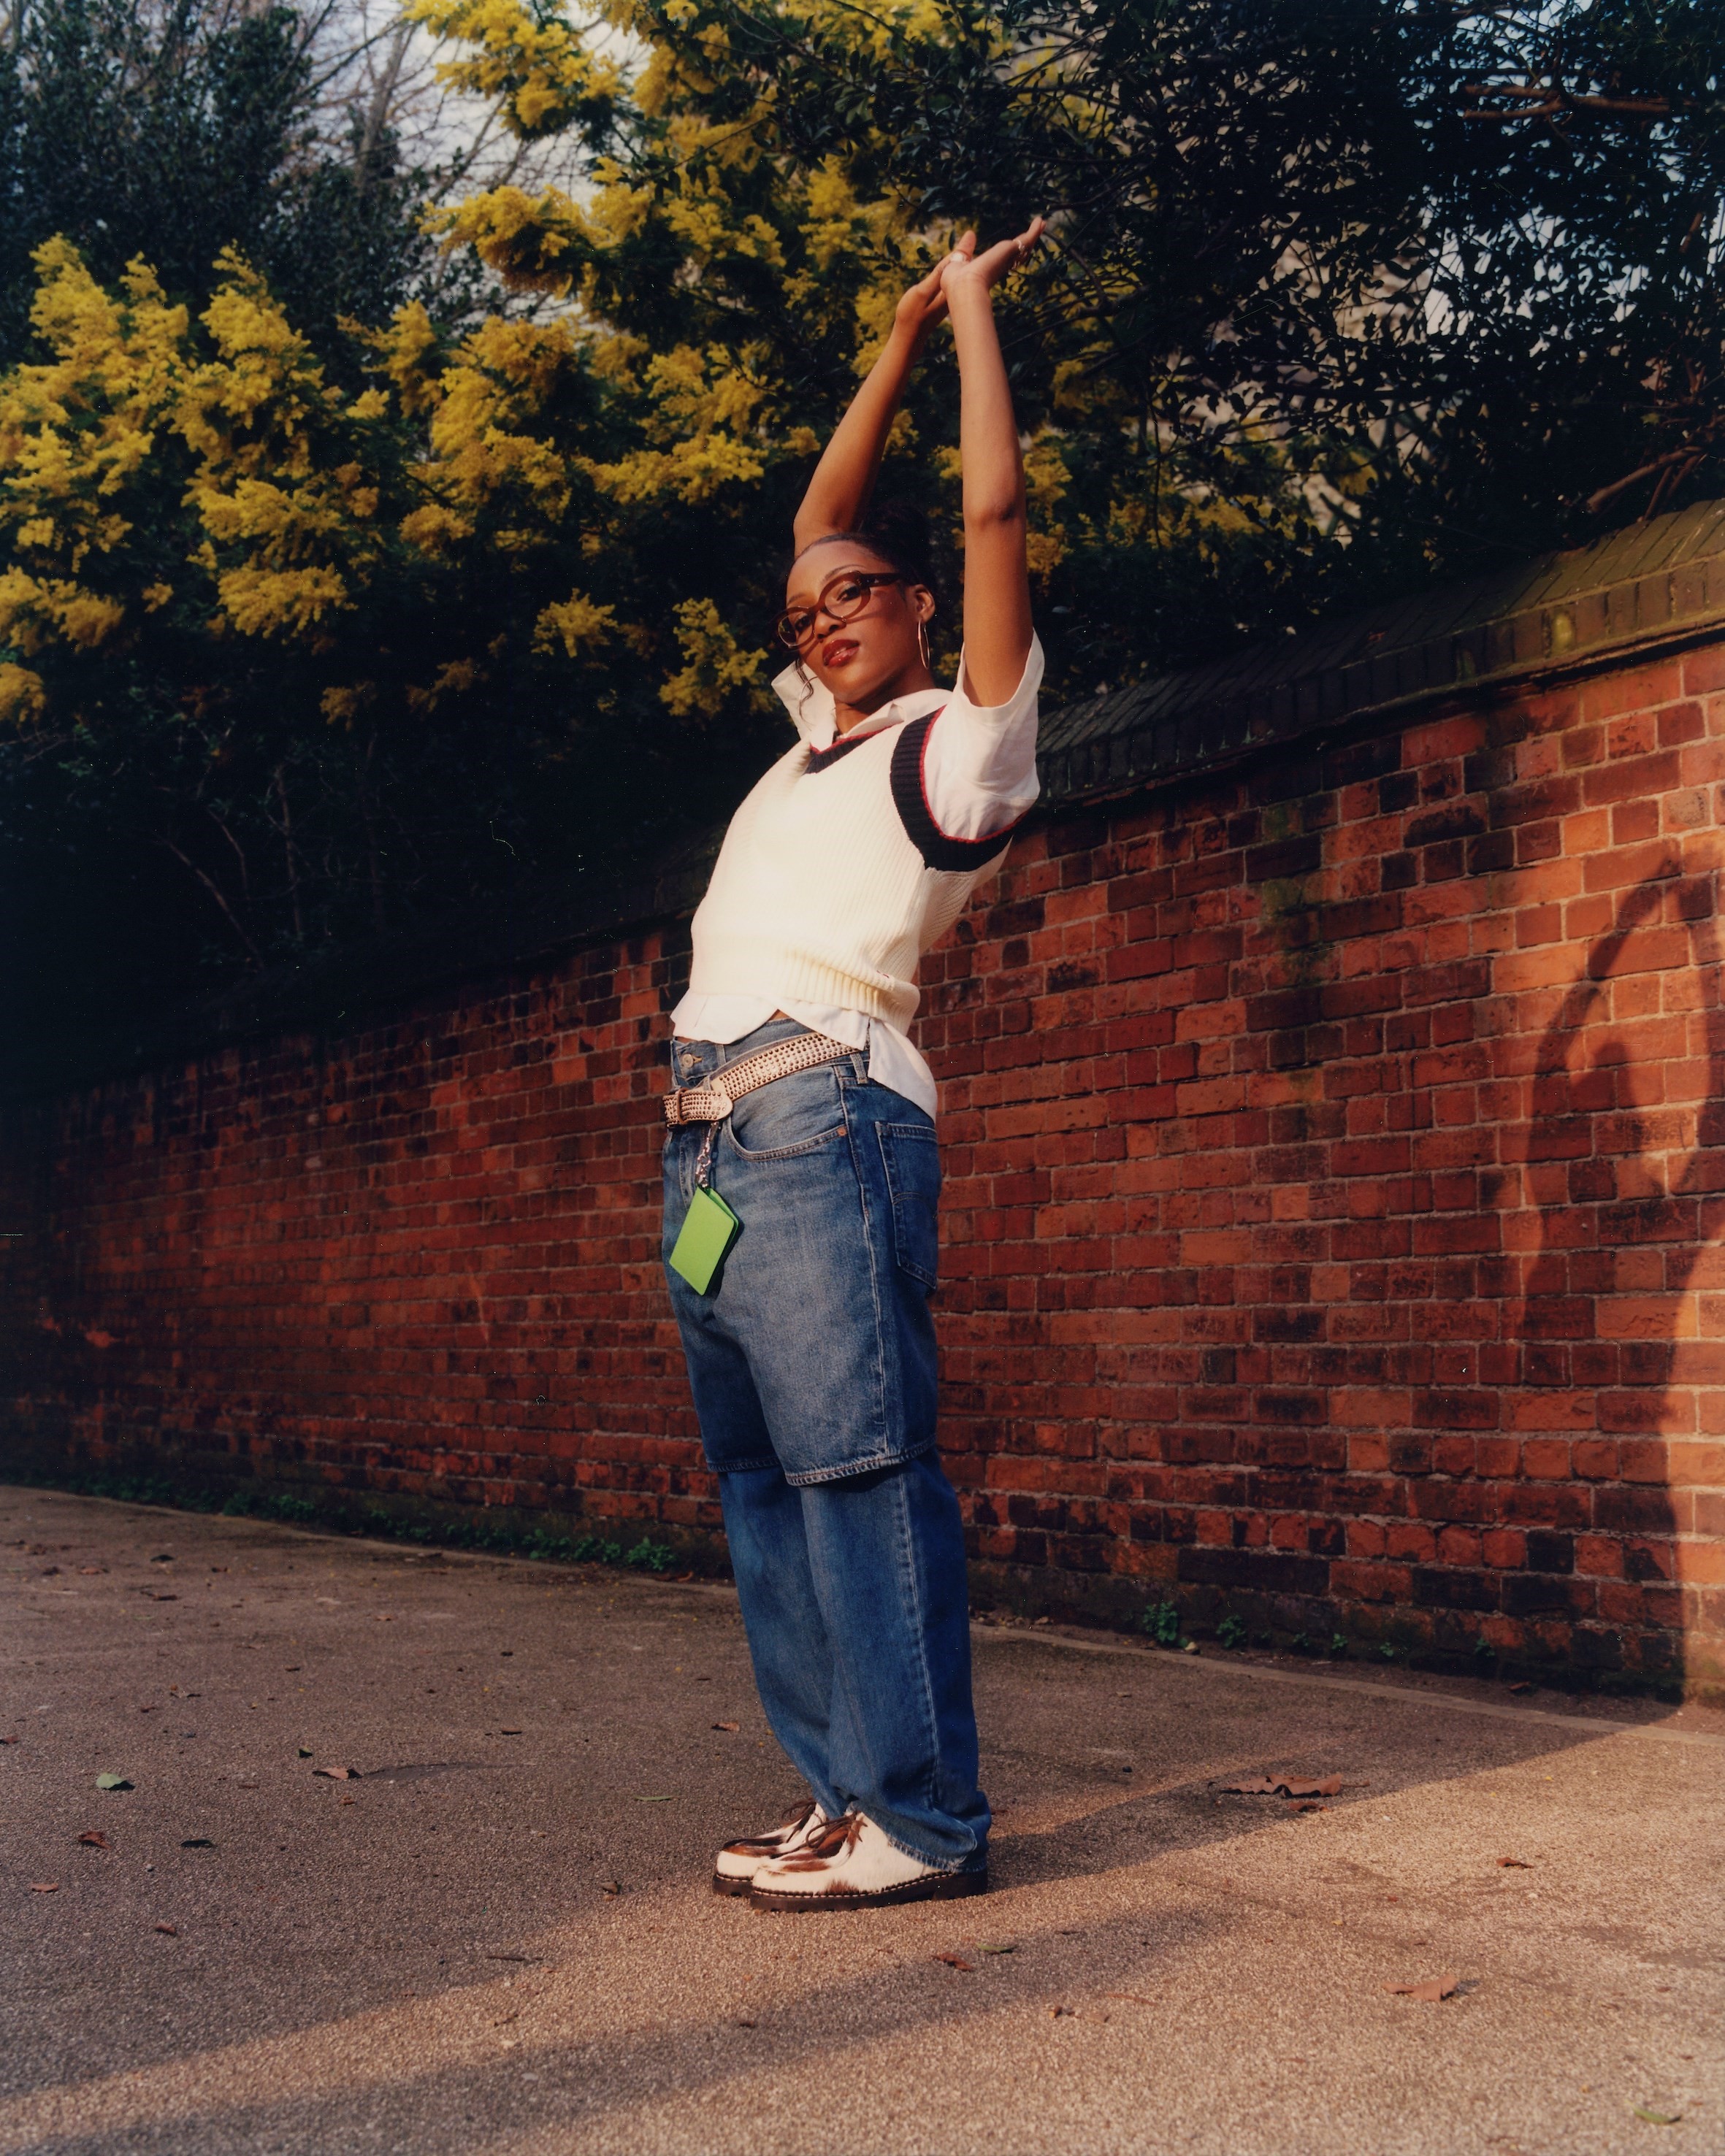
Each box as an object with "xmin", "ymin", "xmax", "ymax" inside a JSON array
[{"xmin": 777, "ymin": 573, "xmax": 896, "ymax": 648}]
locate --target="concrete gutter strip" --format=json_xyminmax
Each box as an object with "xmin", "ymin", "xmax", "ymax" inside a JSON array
[
  {"xmin": 34, "ymin": 1502, "xmax": 1716, "ymax": 1749},
  {"xmin": 969, "ymin": 1621, "xmax": 1725, "ymax": 1750}
]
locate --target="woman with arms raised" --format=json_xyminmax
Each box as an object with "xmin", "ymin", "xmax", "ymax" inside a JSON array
[{"xmin": 662, "ymin": 218, "xmax": 1044, "ymax": 1910}]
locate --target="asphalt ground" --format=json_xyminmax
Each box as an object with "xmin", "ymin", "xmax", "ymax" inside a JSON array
[{"xmin": 3, "ymin": 1484, "xmax": 1721, "ymax": 2156}]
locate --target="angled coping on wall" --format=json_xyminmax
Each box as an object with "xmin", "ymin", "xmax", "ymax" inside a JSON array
[
  {"xmin": 13, "ymin": 499, "xmax": 1725, "ymax": 1097},
  {"xmin": 1035, "ymin": 496, "xmax": 1725, "ymax": 810}
]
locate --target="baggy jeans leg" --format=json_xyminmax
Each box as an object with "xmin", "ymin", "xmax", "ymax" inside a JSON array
[
  {"xmin": 716, "ymin": 1464, "xmax": 844, "ymax": 1821},
  {"xmin": 795, "ymin": 1453, "xmax": 989, "ymax": 1871},
  {"xmin": 663, "ymin": 1021, "xmax": 988, "ymax": 1870}
]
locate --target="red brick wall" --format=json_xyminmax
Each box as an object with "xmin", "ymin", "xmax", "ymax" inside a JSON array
[{"xmin": 4, "ymin": 646, "xmax": 1723, "ymax": 1692}]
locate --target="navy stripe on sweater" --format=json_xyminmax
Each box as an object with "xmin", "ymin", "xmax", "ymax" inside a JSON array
[{"xmin": 889, "ymin": 713, "xmax": 1025, "ymax": 872}]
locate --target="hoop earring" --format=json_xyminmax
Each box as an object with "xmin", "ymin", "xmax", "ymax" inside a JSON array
[{"xmin": 917, "ymin": 617, "xmax": 931, "ymax": 672}]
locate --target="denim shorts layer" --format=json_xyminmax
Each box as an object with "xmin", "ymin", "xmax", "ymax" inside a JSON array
[{"xmin": 662, "ymin": 1020, "xmax": 941, "ymax": 1486}]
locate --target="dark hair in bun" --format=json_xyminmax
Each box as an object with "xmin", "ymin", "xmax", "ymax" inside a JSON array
[{"xmin": 790, "ymin": 501, "xmax": 941, "ymax": 611}]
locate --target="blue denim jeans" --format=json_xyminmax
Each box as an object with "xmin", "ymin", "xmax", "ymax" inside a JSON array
[{"xmin": 662, "ymin": 1019, "xmax": 989, "ymax": 1872}]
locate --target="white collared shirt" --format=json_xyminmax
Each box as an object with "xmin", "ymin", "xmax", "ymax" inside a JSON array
[{"xmin": 670, "ymin": 639, "xmax": 1043, "ymax": 1115}]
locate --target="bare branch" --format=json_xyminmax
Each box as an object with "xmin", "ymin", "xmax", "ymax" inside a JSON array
[
  {"xmin": 1582, "ymin": 447, "xmax": 1696, "ymax": 517},
  {"xmin": 158, "ymin": 839, "xmax": 262, "ymax": 965}
]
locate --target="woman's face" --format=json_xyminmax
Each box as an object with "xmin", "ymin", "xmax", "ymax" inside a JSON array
[{"xmin": 782, "ymin": 541, "xmax": 933, "ymax": 709}]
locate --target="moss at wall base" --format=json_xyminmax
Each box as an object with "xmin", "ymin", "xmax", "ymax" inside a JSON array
[{"xmin": 1, "ymin": 1442, "xmax": 727, "ymax": 1581}]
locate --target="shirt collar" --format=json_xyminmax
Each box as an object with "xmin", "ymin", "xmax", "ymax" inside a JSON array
[{"xmin": 771, "ymin": 663, "xmax": 947, "ymax": 751}]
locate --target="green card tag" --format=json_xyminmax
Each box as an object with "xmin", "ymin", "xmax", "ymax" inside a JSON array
[{"xmin": 668, "ymin": 1184, "xmax": 742, "ymax": 1295}]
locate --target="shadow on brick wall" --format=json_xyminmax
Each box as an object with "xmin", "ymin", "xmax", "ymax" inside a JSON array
[{"xmin": 1518, "ymin": 868, "xmax": 1724, "ymax": 1691}]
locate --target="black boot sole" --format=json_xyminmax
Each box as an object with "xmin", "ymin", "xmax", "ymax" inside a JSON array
[{"xmin": 750, "ymin": 1868, "xmax": 988, "ymax": 1913}]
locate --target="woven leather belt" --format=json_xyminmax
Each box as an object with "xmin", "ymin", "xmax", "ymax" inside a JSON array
[{"xmin": 663, "ymin": 1031, "xmax": 852, "ymax": 1127}]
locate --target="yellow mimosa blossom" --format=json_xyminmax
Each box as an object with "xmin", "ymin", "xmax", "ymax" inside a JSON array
[
  {"xmin": 534, "ymin": 591, "xmax": 619, "ymax": 656},
  {"xmin": 0, "ymin": 662, "xmax": 45, "ymax": 722},
  {"xmin": 659, "ymin": 596, "xmax": 765, "ymax": 715},
  {"xmin": 405, "ymin": 0, "xmax": 621, "ymax": 139}
]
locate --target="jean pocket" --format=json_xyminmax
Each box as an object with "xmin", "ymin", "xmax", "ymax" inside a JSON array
[
  {"xmin": 724, "ymin": 1066, "xmax": 847, "ymax": 1159},
  {"xmin": 878, "ymin": 1121, "xmax": 941, "ymax": 1287}
]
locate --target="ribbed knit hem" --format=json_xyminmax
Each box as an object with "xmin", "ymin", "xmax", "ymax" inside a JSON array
[{"xmin": 688, "ymin": 944, "xmax": 919, "ymax": 1032}]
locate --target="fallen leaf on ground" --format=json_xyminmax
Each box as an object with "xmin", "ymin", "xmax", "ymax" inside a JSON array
[
  {"xmin": 933, "ymin": 1953, "xmax": 975, "ymax": 1971},
  {"xmin": 155, "ymin": 1922, "xmax": 178, "ymax": 1936},
  {"xmin": 180, "ymin": 1838, "xmax": 215, "ymax": 1849},
  {"xmin": 29, "ymin": 1881, "xmax": 59, "ymax": 1893},
  {"xmin": 499, "ymin": 1728, "xmax": 522, "ymax": 1736},
  {"xmin": 94, "ymin": 1773, "xmax": 133, "ymax": 1792},
  {"xmin": 1050, "ymin": 2004, "xmax": 1074, "ymax": 2017},
  {"xmin": 711, "ymin": 1721, "xmax": 740, "ymax": 1732},
  {"xmin": 1104, "ymin": 1992, "xmax": 1155, "ymax": 2005},
  {"xmin": 79, "ymin": 1565, "xmax": 105, "ymax": 1575},
  {"xmin": 1508, "ymin": 1681, "xmax": 1534, "ymax": 1695},
  {"xmin": 977, "ymin": 1942, "xmax": 1017, "ymax": 1954},
  {"xmin": 297, "ymin": 1747, "xmax": 313, "ymax": 1758},
  {"xmin": 735, "ymin": 2017, "xmax": 756, "ymax": 2028},
  {"xmin": 1385, "ymin": 1971, "xmax": 1459, "ymax": 2002},
  {"xmin": 1497, "ymin": 1857, "xmax": 1533, "ymax": 1868},
  {"xmin": 1222, "ymin": 1776, "xmax": 1343, "ymax": 1798},
  {"xmin": 77, "ymin": 1831, "xmax": 108, "ymax": 1849},
  {"xmin": 600, "ymin": 1880, "xmax": 621, "ymax": 1896},
  {"xmin": 1631, "ymin": 2107, "xmax": 1682, "ymax": 2126},
  {"xmin": 312, "ymin": 1766, "xmax": 358, "ymax": 1780}
]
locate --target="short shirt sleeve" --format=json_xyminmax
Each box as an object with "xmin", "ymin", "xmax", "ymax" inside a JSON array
[{"xmin": 918, "ymin": 634, "xmax": 1044, "ymax": 842}]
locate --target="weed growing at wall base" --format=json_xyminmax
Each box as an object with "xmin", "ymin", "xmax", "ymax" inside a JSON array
[{"xmin": 1141, "ymin": 1600, "xmax": 1182, "ymax": 1648}]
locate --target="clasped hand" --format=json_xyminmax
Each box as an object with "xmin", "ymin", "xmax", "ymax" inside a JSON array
[{"xmin": 892, "ymin": 216, "xmax": 1047, "ymax": 345}]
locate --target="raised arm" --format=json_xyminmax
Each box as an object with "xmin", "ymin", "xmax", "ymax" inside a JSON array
[
  {"xmin": 792, "ymin": 240, "xmax": 975, "ymax": 555},
  {"xmin": 941, "ymin": 217, "xmax": 1044, "ymax": 708}
]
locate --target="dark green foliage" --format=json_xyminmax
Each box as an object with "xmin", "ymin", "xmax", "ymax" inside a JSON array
[
  {"xmin": 0, "ymin": 0, "xmax": 445, "ymax": 369},
  {"xmin": 1217, "ymin": 1612, "xmax": 1247, "ymax": 1649},
  {"xmin": 650, "ymin": 0, "xmax": 1725, "ymax": 683},
  {"xmin": 7, "ymin": 0, "xmax": 1723, "ymax": 1048}
]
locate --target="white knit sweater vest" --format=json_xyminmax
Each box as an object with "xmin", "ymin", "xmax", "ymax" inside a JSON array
[{"xmin": 686, "ymin": 712, "xmax": 1022, "ymax": 1031}]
